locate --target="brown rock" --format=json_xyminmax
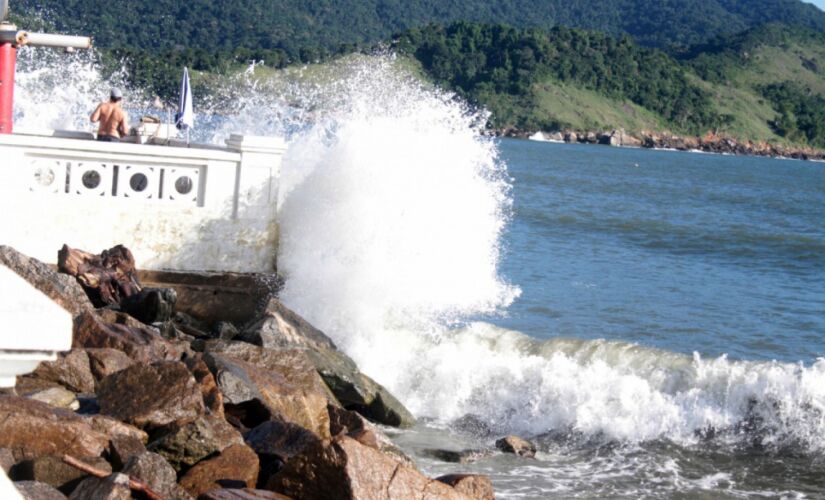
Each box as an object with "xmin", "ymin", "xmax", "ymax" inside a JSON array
[
  {"xmin": 221, "ymin": 301, "xmax": 414, "ymax": 429},
  {"xmin": 205, "ymin": 353, "xmax": 330, "ymax": 439},
  {"xmin": 179, "ymin": 444, "xmax": 259, "ymax": 498},
  {"xmin": 68, "ymin": 473, "xmax": 131, "ymax": 500},
  {"xmin": 200, "ymin": 489, "xmax": 291, "ymax": 499},
  {"xmin": 269, "ymin": 436, "xmax": 468, "ymax": 500},
  {"xmin": 495, "ymin": 436, "xmax": 536, "ymax": 458},
  {"xmin": 148, "ymin": 415, "xmax": 243, "ymax": 470},
  {"xmin": 121, "ymin": 452, "xmax": 192, "ymax": 500},
  {"xmin": 184, "ymin": 355, "xmax": 224, "ymax": 417},
  {"xmin": 73, "ymin": 310, "xmax": 184, "ymax": 363},
  {"xmin": 19, "ymin": 350, "xmax": 95, "ymax": 394},
  {"xmin": 97, "ymin": 361, "xmax": 205, "ymax": 430},
  {"xmin": 327, "ymin": 405, "xmax": 413, "ymax": 465},
  {"xmin": 13, "ymin": 455, "xmax": 111, "ymax": 494},
  {"xmin": 437, "ymin": 475, "xmax": 495, "ymax": 500},
  {"xmin": 86, "ymin": 349, "xmax": 135, "ymax": 388},
  {"xmin": 0, "ymin": 396, "xmax": 108, "ymax": 461},
  {"xmin": 86, "ymin": 415, "xmax": 148, "ymax": 445},
  {"xmin": 12, "ymin": 481, "xmax": 67, "ymax": 500},
  {"xmin": 0, "ymin": 245, "xmax": 92, "ymax": 316}
]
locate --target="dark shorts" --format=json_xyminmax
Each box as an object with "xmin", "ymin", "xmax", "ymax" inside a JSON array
[{"xmin": 97, "ymin": 135, "xmax": 120, "ymax": 142}]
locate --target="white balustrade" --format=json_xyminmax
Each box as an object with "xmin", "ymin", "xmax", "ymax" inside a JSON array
[{"xmin": 0, "ymin": 131, "xmax": 287, "ymax": 272}]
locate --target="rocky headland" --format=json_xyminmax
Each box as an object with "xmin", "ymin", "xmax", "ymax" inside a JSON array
[
  {"xmin": 498, "ymin": 129, "xmax": 825, "ymax": 161},
  {"xmin": 0, "ymin": 244, "xmax": 501, "ymax": 499}
]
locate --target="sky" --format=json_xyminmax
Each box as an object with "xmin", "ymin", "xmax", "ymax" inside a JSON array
[{"xmin": 806, "ymin": 0, "xmax": 825, "ymax": 11}]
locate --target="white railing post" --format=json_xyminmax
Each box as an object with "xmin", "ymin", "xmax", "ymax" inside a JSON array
[{"xmin": 226, "ymin": 134, "xmax": 287, "ymax": 219}]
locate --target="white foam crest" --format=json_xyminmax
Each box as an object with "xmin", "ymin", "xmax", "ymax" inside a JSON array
[{"xmin": 277, "ymin": 55, "xmax": 519, "ymax": 353}]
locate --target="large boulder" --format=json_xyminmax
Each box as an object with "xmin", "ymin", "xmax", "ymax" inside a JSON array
[
  {"xmin": 0, "ymin": 396, "xmax": 108, "ymax": 461},
  {"xmin": 73, "ymin": 310, "xmax": 185, "ymax": 363},
  {"xmin": 178, "ymin": 444, "xmax": 259, "ymax": 498},
  {"xmin": 269, "ymin": 436, "xmax": 470, "ymax": 500},
  {"xmin": 204, "ymin": 352, "xmax": 330, "ymax": 439},
  {"xmin": 436, "ymin": 475, "xmax": 496, "ymax": 500},
  {"xmin": 97, "ymin": 361, "xmax": 205, "ymax": 431},
  {"xmin": 0, "ymin": 246, "xmax": 92, "ymax": 316},
  {"xmin": 236, "ymin": 300, "xmax": 414, "ymax": 428},
  {"xmin": 147, "ymin": 415, "xmax": 244, "ymax": 470},
  {"xmin": 56, "ymin": 244, "xmax": 140, "ymax": 308}
]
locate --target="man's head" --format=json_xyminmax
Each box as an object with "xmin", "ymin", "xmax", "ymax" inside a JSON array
[{"xmin": 110, "ymin": 88, "xmax": 123, "ymax": 103}]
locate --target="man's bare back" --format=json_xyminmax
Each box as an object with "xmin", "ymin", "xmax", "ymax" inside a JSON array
[{"xmin": 91, "ymin": 97, "xmax": 128, "ymax": 140}]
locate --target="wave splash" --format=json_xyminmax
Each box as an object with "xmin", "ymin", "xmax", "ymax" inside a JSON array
[{"xmin": 274, "ymin": 56, "xmax": 825, "ymax": 454}]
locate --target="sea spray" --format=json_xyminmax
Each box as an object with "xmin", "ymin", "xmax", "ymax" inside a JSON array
[{"xmin": 274, "ymin": 56, "xmax": 825, "ymax": 453}]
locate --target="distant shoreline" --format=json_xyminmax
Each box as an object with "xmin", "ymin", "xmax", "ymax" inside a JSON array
[{"xmin": 489, "ymin": 129, "xmax": 825, "ymax": 162}]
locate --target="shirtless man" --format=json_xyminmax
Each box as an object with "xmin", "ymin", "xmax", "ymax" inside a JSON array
[{"xmin": 90, "ymin": 88, "xmax": 128, "ymax": 142}]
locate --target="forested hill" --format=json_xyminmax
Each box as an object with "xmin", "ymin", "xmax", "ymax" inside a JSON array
[{"xmin": 15, "ymin": 0, "xmax": 825, "ymax": 58}]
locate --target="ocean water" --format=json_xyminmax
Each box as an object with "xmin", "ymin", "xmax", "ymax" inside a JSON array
[{"xmin": 14, "ymin": 50, "xmax": 825, "ymax": 498}]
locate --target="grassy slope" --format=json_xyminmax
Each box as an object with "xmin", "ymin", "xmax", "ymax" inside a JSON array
[{"xmin": 524, "ymin": 28, "xmax": 825, "ymax": 145}]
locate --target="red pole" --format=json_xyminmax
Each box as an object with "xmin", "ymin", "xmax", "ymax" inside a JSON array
[{"xmin": 0, "ymin": 42, "xmax": 15, "ymax": 134}]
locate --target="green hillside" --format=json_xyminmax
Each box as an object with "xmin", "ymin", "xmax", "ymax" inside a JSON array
[{"xmin": 14, "ymin": 0, "xmax": 825, "ymax": 58}]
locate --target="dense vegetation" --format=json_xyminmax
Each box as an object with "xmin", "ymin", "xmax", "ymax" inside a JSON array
[
  {"xmin": 760, "ymin": 82, "xmax": 825, "ymax": 146},
  {"xmin": 395, "ymin": 23, "xmax": 723, "ymax": 132},
  {"xmin": 16, "ymin": 0, "xmax": 825, "ymax": 56}
]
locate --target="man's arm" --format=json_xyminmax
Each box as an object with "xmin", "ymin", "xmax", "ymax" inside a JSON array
[
  {"xmin": 117, "ymin": 111, "xmax": 129, "ymax": 137},
  {"xmin": 90, "ymin": 104, "xmax": 101, "ymax": 123}
]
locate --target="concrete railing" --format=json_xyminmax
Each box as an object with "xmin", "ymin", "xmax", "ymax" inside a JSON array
[{"xmin": 0, "ymin": 132, "xmax": 286, "ymax": 272}]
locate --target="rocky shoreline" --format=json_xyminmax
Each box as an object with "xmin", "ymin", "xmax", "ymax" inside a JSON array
[
  {"xmin": 0, "ymin": 244, "xmax": 513, "ymax": 499},
  {"xmin": 495, "ymin": 128, "xmax": 825, "ymax": 161}
]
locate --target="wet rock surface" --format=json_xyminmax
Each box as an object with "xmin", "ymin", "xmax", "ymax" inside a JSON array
[{"xmin": 495, "ymin": 435, "xmax": 537, "ymax": 458}]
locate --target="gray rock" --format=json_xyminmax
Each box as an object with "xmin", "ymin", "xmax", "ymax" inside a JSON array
[
  {"xmin": 147, "ymin": 415, "xmax": 243, "ymax": 470},
  {"xmin": 68, "ymin": 473, "xmax": 130, "ymax": 500},
  {"xmin": 122, "ymin": 452, "xmax": 192, "ymax": 500},
  {"xmin": 239, "ymin": 298, "xmax": 338, "ymax": 352},
  {"xmin": 108, "ymin": 435, "xmax": 147, "ymax": 471},
  {"xmin": 13, "ymin": 481, "xmax": 67, "ymax": 500},
  {"xmin": 26, "ymin": 387, "xmax": 79, "ymax": 410},
  {"xmin": 213, "ymin": 321, "xmax": 240, "ymax": 341},
  {"xmin": 18, "ymin": 350, "xmax": 95, "ymax": 395}
]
